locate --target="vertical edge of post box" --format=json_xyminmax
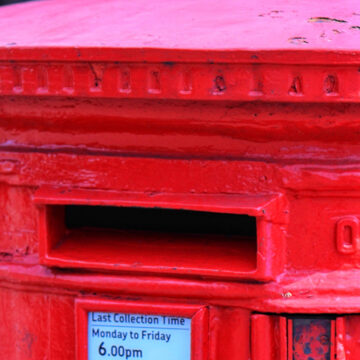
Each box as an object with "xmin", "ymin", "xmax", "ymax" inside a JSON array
[
  {"xmin": 251, "ymin": 314, "xmax": 277, "ymax": 360},
  {"xmin": 210, "ymin": 307, "xmax": 250, "ymax": 360},
  {"xmin": 335, "ymin": 317, "xmax": 346, "ymax": 360},
  {"xmin": 255, "ymin": 193, "xmax": 288, "ymax": 281},
  {"xmin": 75, "ymin": 299, "xmax": 88, "ymax": 360}
]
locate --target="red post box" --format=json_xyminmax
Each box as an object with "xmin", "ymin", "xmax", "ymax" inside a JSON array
[{"xmin": 0, "ymin": 0, "xmax": 360, "ymax": 359}]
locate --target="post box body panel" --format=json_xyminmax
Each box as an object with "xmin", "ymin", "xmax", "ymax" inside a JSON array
[{"xmin": 1, "ymin": 0, "xmax": 360, "ymax": 359}]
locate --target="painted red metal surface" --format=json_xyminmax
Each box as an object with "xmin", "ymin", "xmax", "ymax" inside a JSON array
[{"xmin": 1, "ymin": 0, "xmax": 360, "ymax": 359}]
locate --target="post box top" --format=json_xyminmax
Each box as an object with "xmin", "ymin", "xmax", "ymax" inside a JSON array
[{"xmin": 0, "ymin": 0, "xmax": 359, "ymax": 63}]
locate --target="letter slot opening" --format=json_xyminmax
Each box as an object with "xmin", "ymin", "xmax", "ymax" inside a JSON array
[
  {"xmin": 35, "ymin": 187, "xmax": 286, "ymax": 280},
  {"xmin": 65, "ymin": 205, "xmax": 257, "ymax": 236},
  {"xmin": 50, "ymin": 205, "xmax": 257, "ymax": 276}
]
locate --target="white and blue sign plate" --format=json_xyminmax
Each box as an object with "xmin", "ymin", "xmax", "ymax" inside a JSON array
[{"xmin": 88, "ymin": 312, "xmax": 191, "ymax": 360}]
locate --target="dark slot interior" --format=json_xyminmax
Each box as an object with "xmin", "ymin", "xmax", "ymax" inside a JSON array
[{"xmin": 65, "ymin": 205, "xmax": 257, "ymax": 237}]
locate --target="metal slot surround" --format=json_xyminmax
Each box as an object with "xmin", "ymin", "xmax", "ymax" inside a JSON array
[{"xmin": 34, "ymin": 186, "xmax": 287, "ymax": 280}]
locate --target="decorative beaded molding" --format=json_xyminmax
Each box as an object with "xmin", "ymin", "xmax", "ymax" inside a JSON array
[{"xmin": 0, "ymin": 61, "xmax": 359, "ymax": 102}]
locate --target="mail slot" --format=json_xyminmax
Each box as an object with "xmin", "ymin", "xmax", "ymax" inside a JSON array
[
  {"xmin": 2, "ymin": 0, "xmax": 360, "ymax": 359},
  {"xmin": 33, "ymin": 187, "xmax": 286, "ymax": 280}
]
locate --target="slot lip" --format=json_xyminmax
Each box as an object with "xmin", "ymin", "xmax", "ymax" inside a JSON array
[
  {"xmin": 33, "ymin": 186, "xmax": 284, "ymax": 220},
  {"xmin": 34, "ymin": 186, "xmax": 287, "ymax": 281},
  {"xmin": 44, "ymin": 228, "xmax": 258, "ymax": 278}
]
